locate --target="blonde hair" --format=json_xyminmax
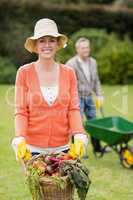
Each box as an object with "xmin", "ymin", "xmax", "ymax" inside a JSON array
[{"xmin": 28, "ymin": 36, "xmax": 65, "ymax": 53}]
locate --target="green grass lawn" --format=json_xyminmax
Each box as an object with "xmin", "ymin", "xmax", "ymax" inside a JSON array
[{"xmin": 0, "ymin": 84, "xmax": 133, "ymax": 200}]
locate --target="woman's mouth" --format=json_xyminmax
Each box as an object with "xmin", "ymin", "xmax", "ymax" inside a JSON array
[{"xmin": 41, "ymin": 49, "xmax": 52, "ymax": 53}]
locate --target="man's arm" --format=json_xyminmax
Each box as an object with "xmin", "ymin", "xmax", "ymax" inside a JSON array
[{"xmin": 93, "ymin": 60, "xmax": 102, "ymax": 97}]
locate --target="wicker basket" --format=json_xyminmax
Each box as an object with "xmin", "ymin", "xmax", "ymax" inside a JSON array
[{"xmin": 39, "ymin": 176, "xmax": 74, "ymax": 200}]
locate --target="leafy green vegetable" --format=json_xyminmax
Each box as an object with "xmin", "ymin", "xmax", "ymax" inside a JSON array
[
  {"xmin": 59, "ymin": 159, "xmax": 91, "ymax": 200},
  {"xmin": 26, "ymin": 166, "xmax": 43, "ymax": 200}
]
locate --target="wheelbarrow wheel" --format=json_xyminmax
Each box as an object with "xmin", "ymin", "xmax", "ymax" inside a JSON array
[
  {"xmin": 121, "ymin": 159, "xmax": 131, "ymax": 169},
  {"xmin": 120, "ymin": 147, "xmax": 133, "ymax": 169}
]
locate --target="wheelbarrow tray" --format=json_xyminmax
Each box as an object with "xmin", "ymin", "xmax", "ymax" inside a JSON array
[{"xmin": 84, "ymin": 116, "xmax": 133, "ymax": 146}]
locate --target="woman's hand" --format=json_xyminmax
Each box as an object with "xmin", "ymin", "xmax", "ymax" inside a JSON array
[
  {"xmin": 11, "ymin": 136, "xmax": 31, "ymax": 161},
  {"xmin": 69, "ymin": 134, "xmax": 88, "ymax": 159}
]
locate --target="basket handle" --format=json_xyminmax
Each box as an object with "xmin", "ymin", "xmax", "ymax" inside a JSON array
[{"xmin": 20, "ymin": 158, "xmax": 27, "ymax": 174}]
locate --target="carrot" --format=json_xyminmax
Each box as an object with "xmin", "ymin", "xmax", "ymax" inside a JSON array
[{"xmin": 59, "ymin": 154, "xmax": 73, "ymax": 161}]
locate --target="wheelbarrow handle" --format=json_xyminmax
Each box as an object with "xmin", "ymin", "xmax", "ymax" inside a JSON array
[{"xmin": 99, "ymin": 106, "xmax": 105, "ymax": 118}]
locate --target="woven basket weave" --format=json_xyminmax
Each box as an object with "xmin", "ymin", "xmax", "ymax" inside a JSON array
[{"xmin": 39, "ymin": 176, "xmax": 74, "ymax": 200}]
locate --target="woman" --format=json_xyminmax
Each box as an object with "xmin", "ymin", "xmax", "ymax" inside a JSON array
[{"xmin": 12, "ymin": 18, "xmax": 88, "ymax": 159}]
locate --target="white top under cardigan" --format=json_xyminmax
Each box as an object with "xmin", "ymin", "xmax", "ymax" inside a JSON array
[{"xmin": 40, "ymin": 85, "xmax": 58, "ymax": 106}]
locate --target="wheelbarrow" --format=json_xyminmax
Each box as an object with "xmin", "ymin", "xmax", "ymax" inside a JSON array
[{"xmin": 84, "ymin": 115, "xmax": 133, "ymax": 168}]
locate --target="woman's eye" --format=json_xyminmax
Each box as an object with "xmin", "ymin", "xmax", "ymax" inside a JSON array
[
  {"xmin": 39, "ymin": 39, "xmax": 44, "ymax": 43},
  {"xmin": 50, "ymin": 39, "xmax": 57, "ymax": 43},
  {"xmin": 38, "ymin": 38, "xmax": 57, "ymax": 44}
]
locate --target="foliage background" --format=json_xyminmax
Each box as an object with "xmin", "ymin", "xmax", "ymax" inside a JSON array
[{"xmin": 0, "ymin": 0, "xmax": 133, "ymax": 84}]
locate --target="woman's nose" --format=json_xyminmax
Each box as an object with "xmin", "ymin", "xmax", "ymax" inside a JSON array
[{"xmin": 44, "ymin": 40, "xmax": 50, "ymax": 47}]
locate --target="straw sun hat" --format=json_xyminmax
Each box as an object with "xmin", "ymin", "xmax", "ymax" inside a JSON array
[{"xmin": 24, "ymin": 18, "xmax": 68, "ymax": 53}]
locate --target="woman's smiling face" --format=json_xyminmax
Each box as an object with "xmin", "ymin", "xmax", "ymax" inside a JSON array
[{"xmin": 36, "ymin": 36, "xmax": 58, "ymax": 59}]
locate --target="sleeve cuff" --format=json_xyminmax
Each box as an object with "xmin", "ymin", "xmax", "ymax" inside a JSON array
[{"xmin": 74, "ymin": 133, "xmax": 88, "ymax": 146}]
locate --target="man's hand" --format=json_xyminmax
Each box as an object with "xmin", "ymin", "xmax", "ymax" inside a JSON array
[
  {"xmin": 11, "ymin": 136, "xmax": 31, "ymax": 161},
  {"xmin": 95, "ymin": 96, "xmax": 104, "ymax": 109}
]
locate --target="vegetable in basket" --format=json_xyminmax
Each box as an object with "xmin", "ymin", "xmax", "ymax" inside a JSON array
[{"xmin": 26, "ymin": 154, "xmax": 91, "ymax": 200}]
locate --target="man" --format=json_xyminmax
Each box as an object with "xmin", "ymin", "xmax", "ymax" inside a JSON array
[{"xmin": 66, "ymin": 37, "xmax": 104, "ymax": 153}]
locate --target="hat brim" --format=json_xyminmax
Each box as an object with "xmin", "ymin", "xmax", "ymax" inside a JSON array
[{"xmin": 24, "ymin": 33, "xmax": 68, "ymax": 53}]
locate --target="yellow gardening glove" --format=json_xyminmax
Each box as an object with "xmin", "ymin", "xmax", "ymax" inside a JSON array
[
  {"xmin": 69, "ymin": 136, "xmax": 86, "ymax": 159},
  {"xmin": 11, "ymin": 137, "xmax": 31, "ymax": 162},
  {"xmin": 95, "ymin": 96, "xmax": 104, "ymax": 109},
  {"xmin": 17, "ymin": 140, "xmax": 31, "ymax": 161},
  {"xmin": 69, "ymin": 142, "xmax": 76, "ymax": 159}
]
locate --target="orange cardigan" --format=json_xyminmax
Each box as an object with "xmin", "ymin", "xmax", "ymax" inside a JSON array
[{"xmin": 15, "ymin": 62, "xmax": 84, "ymax": 148}]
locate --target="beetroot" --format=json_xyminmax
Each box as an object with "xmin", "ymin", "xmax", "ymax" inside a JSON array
[
  {"xmin": 46, "ymin": 162, "xmax": 59, "ymax": 174},
  {"xmin": 49, "ymin": 157, "xmax": 60, "ymax": 163}
]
